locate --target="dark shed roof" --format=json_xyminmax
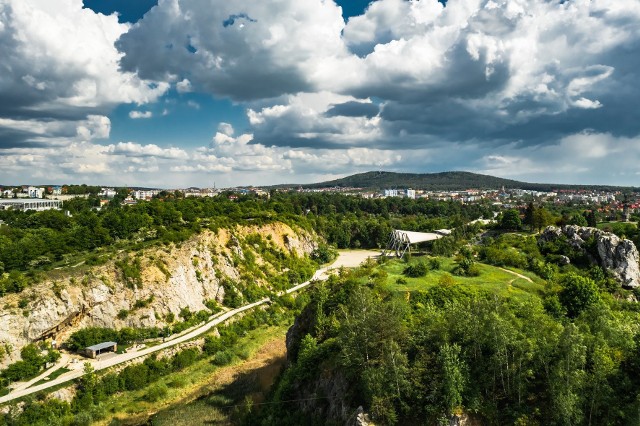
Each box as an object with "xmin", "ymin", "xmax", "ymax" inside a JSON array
[{"xmin": 86, "ymin": 341, "xmax": 117, "ymax": 351}]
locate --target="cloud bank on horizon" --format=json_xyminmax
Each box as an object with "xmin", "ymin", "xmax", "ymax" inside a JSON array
[{"xmin": 1, "ymin": 0, "xmax": 639, "ymax": 187}]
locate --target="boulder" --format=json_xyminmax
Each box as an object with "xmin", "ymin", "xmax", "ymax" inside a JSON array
[{"xmin": 539, "ymin": 226, "xmax": 640, "ymax": 288}]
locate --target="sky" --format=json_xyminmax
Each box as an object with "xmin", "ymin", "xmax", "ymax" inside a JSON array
[{"xmin": 1, "ymin": 0, "xmax": 639, "ymax": 188}]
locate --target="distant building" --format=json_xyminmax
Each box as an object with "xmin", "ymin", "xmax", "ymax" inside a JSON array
[
  {"xmin": 0, "ymin": 199, "xmax": 62, "ymax": 211},
  {"xmin": 406, "ymin": 189, "xmax": 416, "ymax": 199},
  {"xmin": 99, "ymin": 188, "xmax": 117, "ymax": 198},
  {"xmin": 28, "ymin": 186, "xmax": 45, "ymax": 198},
  {"xmin": 52, "ymin": 186, "xmax": 62, "ymax": 196},
  {"xmin": 383, "ymin": 189, "xmax": 399, "ymax": 197},
  {"xmin": 133, "ymin": 190, "xmax": 158, "ymax": 200}
]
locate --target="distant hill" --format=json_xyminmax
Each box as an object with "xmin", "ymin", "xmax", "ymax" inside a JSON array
[{"xmin": 280, "ymin": 171, "xmax": 636, "ymax": 192}]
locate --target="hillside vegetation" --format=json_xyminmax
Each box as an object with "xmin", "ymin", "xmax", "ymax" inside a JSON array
[
  {"xmin": 288, "ymin": 171, "xmax": 636, "ymax": 191},
  {"xmin": 259, "ymin": 256, "xmax": 640, "ymax": 425}
]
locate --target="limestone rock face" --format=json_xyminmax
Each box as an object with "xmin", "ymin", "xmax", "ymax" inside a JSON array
[
  {"xmin": 539, "ymin": 225, "xmax": 640, "ymax": 288},
  {"xmin": 0, "ymin": 223, "xmax": 317, "ymax": 368}
]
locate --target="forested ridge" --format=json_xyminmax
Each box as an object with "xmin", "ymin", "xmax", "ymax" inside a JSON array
[{"xmin": 283, "ymin": 171, "xmax": 637, "ymax": 192}]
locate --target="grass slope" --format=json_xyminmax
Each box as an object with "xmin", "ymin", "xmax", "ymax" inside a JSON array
[
  {"xmin": 378, "ymin": 257, "xmax": 545, "ymax": 299},
  {"xmin": 96, "ymin": 326, "xmax": 287, "ymax": 426}
]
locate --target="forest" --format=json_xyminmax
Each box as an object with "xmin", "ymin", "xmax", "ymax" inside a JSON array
[
  {"xmin": 0, "ymin": 192, "xmax": 494, "ymax": 296},
  {"xmin": 258, "ymin": 257, "xmax": 640, "ymax": 425}
]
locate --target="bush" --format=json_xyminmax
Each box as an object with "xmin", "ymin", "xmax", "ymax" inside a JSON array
[
  {"xmin": 115, "ymin": 257, "xmax": 143, "ymax": 289},
  {"xmin": 403, "ymin": 262, "xmax": 428, "ymax": 278},
  {"xmin": 311, "ymin": 244, "xmax": 338, "ymax": 264},
  {"xmin": 223, "ymin": 283, "xmax": 243, "ymax": 308},
  {"xmin": 168, "ymin": 376, "xmax": 188, "ymax": 388},
  {"xmin": 452, "ymin": 258, "xmax": 480, "ymax": 277},
  {"xmin": 145, "ymin": 383, "xmax": 168, "ymax": 402},
  {"xmin": 213, "ymin": 350, "xmax": 234, "ymax": 366},
  {"xmin": 172, "ymin": 348, "xmax": 199, "ymax": 370},
  {"xmin": 428, "ymin": 257, "xmax": 441, "ymax": 270},
  {"xmin": 117, "ymin": 309, "xmax": 129, "ymax": 320}
]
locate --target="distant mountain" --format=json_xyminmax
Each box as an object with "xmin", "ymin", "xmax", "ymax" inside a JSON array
[{"xmin": 281, "ymin": 171, "xmax": 636, "ymax": 192}]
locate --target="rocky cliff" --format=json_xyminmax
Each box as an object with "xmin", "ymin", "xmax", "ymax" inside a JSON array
[
  {"xmin": 0, "ymin": 222, "xmax": 317, "ymax": 367},
  {"xmin": 539, "ymin": 225, "xmax": 640, "ymax": 288}
]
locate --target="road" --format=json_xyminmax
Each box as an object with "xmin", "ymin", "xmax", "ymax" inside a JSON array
[{"xmin": 0, "ymin": 250, "xmax": 377, "ymax": 405}]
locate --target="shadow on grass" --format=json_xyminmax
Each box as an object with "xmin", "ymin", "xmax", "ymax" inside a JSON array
[{"xmin": 147, "ymin": 355, "xmax": 285, "ymax": 426}]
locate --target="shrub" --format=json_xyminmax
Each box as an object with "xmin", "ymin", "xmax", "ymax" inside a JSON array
[
  {"xmin": 168, "ymin": 376, "xmax": 188, "ymax": 388},
  {"xmin": 223, "ymin": 283, "xmax": 243, "ymax": 308},
  {"xmin": 428, "ymin": 257, "xmax": 442, "ymax": 270},
  {"xmin": 145, "ymin": 383, "xmax": 168, "ymax": 402},
  {"xmin": 403, "ymin": 262, "xmax": 428, "ymax": 278},
  {"xmin": 117, "ymin": 309, "xmax": 129, "ymax": 320},
  {"xmin": 172, "ymin": 348, "xmax": 199, "ymax": 370},
  {"xmin": 212, "ymin": 350, "xmax": 234, "ymax": 366},
  {"xmin": 452, "ymin": 258, "xmax": 480, "ymax": 277},
  {"xmin": 311, "ymin": 244, "xmax": 338, "ymax": 264},
  {"xmin": 438, "ymin": 274, "xmax": 456, "ymax": 287},
  {"xmin": 115, "ymin": 257, "xmax": 143, "ymax": 289}
]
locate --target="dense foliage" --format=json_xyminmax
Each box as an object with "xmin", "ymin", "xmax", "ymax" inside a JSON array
[
  {"xmin": 0, "ymin": 193, "xmax": 493, "ymax": 296},
  {"xmin": 259, "ymin": 263, "xmax": 640, "ymax": 425}
]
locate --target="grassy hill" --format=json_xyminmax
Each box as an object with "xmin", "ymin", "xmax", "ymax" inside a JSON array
[{"xmin": 279, "ymin": 171, "xmax": 636, "ymax": 192}]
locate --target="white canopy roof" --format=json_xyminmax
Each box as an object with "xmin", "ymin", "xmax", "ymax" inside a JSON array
[{"xmin": 392, "ymin": 230, "xmax": 446, "ymax": 244}]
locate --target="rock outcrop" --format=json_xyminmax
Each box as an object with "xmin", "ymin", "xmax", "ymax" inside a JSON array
[
  {"xmin": 539, "ymin": 225, "xmax": 640, "ymax": 288},
  {"xmin": 0, "ymin": 223, "xmax": 317, "ymax": 368}
]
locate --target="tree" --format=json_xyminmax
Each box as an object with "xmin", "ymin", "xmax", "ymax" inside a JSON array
[
  {"xmin": 559, "ymin": 273, "xmax": 601, "ymax": 318},
  {"xmin": 500, "ymin": 209, "xmax": 522, "ymax": 231},
  {"xmin": 568, "ymin": 214, "xmax": 588, "ymax": 227},
  {"xmin": 439, "ymin": 343, "xmax": 466, "ymax": 416},
  {"xmin": 533, "ymin": 207, "xmax": 555, "ymax": 232},
  {"xmin": 524, "ymin": 202, "xmax": 537, "ymax": 231}
]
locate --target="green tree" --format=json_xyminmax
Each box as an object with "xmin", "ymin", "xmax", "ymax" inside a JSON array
[
  {"xmin": 439, "ymin": 343, "xmax": 466, "ymax": 416},
  {"xmin": 500, "ymin": 209, "xmax": 522, "ymax": 231},
  {"xmin": 533, "ymin": 207, "xmax": 555, "ymax": 232},
  {"xmin": 568, "ymin": 214, "xmax": 588, "ymax": 227},
  {"xmin": 524, "ymin": 202, "xmax": 537, "ymax": 231},
  {"xmin": 559, "ymin": 273, "xmax": 601, "ymax": 318}
]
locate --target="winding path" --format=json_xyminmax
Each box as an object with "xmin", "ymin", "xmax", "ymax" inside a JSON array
[
  {"xmin": 499, "ymin": 267, "xmax": 534, "ymax": 284},
  {"xmin": 0, "ymin": 250, "xmax": 377, "ymax": 405}
]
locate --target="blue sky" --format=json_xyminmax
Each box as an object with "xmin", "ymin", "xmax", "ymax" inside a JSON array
[
  {"xmin": 1, "ymin": 0, "xmax": 640, "ymax": 187},
  {"xmin": 82, "ymin": 0, "xmax": 373, "ymax": 22},
  {"xmin": 85, "ymin": 0, "xmax": 373, "ymax": 151}
]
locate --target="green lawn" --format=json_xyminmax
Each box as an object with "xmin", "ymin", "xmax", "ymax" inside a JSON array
[
  {"xmin": 31, "ymin": 367, "xmax": 71, "ymax": 387},
  {"xmin": 378, "ymin": 256, "xmax": 546, "ymax": 299}
]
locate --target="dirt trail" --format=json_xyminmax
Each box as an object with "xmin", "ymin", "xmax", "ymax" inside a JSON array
[{"xmin": 499, "ymin": 268, "xmax": 534, "ymax": 283}]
